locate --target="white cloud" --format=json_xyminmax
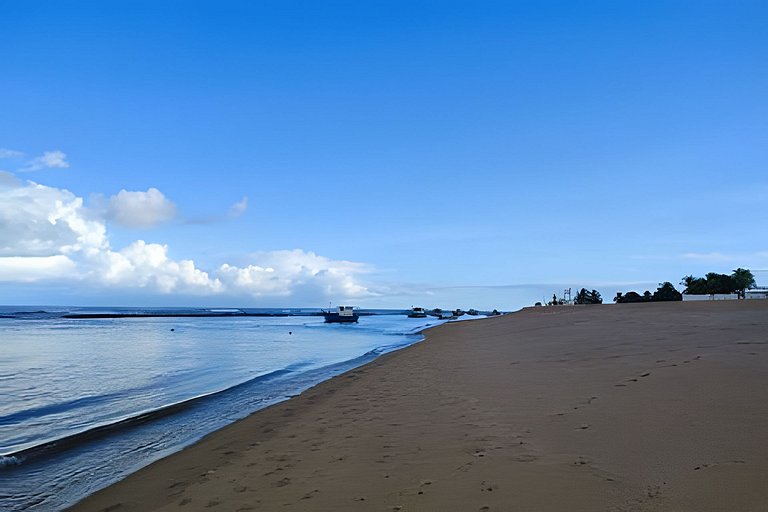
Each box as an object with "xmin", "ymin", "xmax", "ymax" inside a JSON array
[
  {"xmin": 0, "ymin": 180, "xmax": 106, "ymax": 257},
  {"xmin": 90, "ymin": 240, "xmax": 223, "ymax": 294},
  {"xmin": 19, "ymin": 150, "xmax": 70, "ymax": 172},
  {"xmin": 0, "ymin": 255, "xmax": 77, "ymax": 282},
  {"xmin": 218, "ymin": 250, "xmax": 374, "ymax": 299},
  {"xmin": 679, "ymin": 251, "xmax": 768, "ymax": 263},
  {"xmin": 107, "ymin": 188, "xmax": 177, "ymax": 228},
  {"xmin": 0, "ymin": 171, "xmax": 21, "ymax": 188},
  {"xmin": 680, "ymin": 252, "xmax": 731, "ymax": 262},
  {"xmin": 0, "ymin": 148, "xmax": 24, "ymax": 159},
  {"xmin": 229, "ymin": 196, "xmax": 248, "ymax": 218},
  {"xmin": 0, "ymin": 178, "xmax": 373, "ymax": 301}
]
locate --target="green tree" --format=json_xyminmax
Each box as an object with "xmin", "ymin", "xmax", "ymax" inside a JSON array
[
  {"xmin": 704, "ymin": 272, "xmax": 733, "ymax": 295},
  {"xmin": 731, "ymin": 268, "xmax": 756, "ymax": 299},
  {"xmin": 680, "ymin": 276, "xmax": 709, "ymax": 295},
  {"xmin": 575, "ymin": 288, "xmax": 602, "ymax": 304},
  {"xmin": 652, "ymin": 282, "xmax": 682, "ymax": 302},
  {"xmin": 681, "ymin": 275, "xmax": 707, "ymax": 295},
  {"xmin": 681, "ymin": 269, "xmax": 756, "ymax": 297}
]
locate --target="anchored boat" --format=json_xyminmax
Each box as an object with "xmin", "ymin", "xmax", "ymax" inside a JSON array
[
  {"xmin": 322, "ymin": 306, "xmax": 359, "ymax": 323},
  {"xmin": 407, "ymin": 307, "xmax": 427, "ymax": 318}
]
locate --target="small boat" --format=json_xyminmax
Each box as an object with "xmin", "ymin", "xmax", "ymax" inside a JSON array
[
  {"xmin": 322, "ymin": 306, "xmax": 359, "ymax": 323},
  {"xmin": 407, "ymin": 307, "xmax": 427, "ymax": 318}
]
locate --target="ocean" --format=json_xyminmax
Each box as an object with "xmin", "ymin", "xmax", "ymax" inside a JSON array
[{"xmin": 0, "ymin": 306, "xmax": 456, "ymax": 511}]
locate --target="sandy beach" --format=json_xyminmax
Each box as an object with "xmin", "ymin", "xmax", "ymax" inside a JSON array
[{"xmin": 70, "ymin": 301, "xmax": 768, "ymax": 511}]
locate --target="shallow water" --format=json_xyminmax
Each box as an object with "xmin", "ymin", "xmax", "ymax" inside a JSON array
[{"xmin": 0, "ymin": 307, "xmax": 443, "ymax": 511}]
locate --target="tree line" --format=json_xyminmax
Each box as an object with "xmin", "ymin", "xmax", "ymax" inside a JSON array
[
  {"xmin": 542, "ymin": 269, "xmax": 757, "ymax": 307},
  {"xmin": 614, "ymin": 268, "xmax": 756, "ymax": 303},
  {"xmin": 680, "ymin": 268, "xmax": 755, "ymax": 298},
  {"xmin": 614, "ymin": 282, "xmax": 682, "ymax": 303}
]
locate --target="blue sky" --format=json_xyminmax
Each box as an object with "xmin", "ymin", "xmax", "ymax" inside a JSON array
[{"xmin": 1, "ymin": 1, "xmax": 767, "ymax": 309}]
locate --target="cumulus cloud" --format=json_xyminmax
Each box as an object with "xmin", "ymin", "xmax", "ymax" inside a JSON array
[
  {"xmin": 218, "ymin": 250, "xmax": 374, "ymax": 299},
  {"xmin": 19, "ymin": 150, "xmax": 70, "ymax": 172},
  {"xmin": 0, "ymin": 171, "xmax": 21, "ymax": 188},
  {"xmin": 0, "ymin": 179, "xmax": 106, "ymax": 257},
  {"xmin": 229, "ymin": 196, "xmax": 248, "ymax": 218},
  {"xmin": 0, "ymin": 255, "xmax": 77, "ymax": 282},
  {"xmin": 107, "ymin": 188, "xmax": 177, "ymax": 228},
  {"xmin": 0, "ymin": 178, "xmax": 373, "ymax": 301}
]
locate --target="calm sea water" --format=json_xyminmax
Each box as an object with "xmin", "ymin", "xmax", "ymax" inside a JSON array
[{"xmin": 0, "ymin": 306, "xmax": 449, "ymax": 511}]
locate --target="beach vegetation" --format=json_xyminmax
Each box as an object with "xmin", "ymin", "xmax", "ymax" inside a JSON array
[
  {"xmin": 731, "ymin": 268, "xmax": 757, "ymax": 298},
  {"xmin": 680, "ymin": 268, "xmax": 755, "ymax": 298},
  {"xmin": 614, "ymin": 282, "xmax": 682, "ymax": 303},
  {"xmin": 574, "ymin": 288, "xmax": 602, "ymax": 304},
  {"xmin": 652, "ymin": 282, "xmax": 683, "ymax": 301}
]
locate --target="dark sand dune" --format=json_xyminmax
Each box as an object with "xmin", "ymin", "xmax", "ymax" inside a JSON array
[{"xmin": 70, "ymin": 301, "xmax": 768, "ymax": 511}]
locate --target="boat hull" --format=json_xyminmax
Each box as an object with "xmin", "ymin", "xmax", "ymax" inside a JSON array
[{"xmin": 323, "ymin": 313, "xmax": 359, "ymax": 323}]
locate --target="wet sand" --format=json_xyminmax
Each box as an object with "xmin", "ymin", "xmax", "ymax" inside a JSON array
[{"xmin": 70, "ymin": 300, "xmax": 768, "ymax": 511}]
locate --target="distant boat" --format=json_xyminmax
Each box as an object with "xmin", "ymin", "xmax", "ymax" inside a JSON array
[
  {"xmin": 408, "ymin": 307, "xmax": 427, "ymax": 318},
  {"xmin": 322, "ymin": 306, "xmax": 359, "ymax": 323}
]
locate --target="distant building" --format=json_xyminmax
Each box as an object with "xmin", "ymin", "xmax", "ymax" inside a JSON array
[
  {"xmin": 746, "ymin": 288, "xmax": 768, "ymax": 300},
  {"xmin": 682, "ymin": 294, "xmax": 740, "ymax": 301}
]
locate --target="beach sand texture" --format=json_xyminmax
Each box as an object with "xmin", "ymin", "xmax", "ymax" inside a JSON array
[{"xmin": 70, "ymin": 301, "xmax": 768, "ymax": 511}]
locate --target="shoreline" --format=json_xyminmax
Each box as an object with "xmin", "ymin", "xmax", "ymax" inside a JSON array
[{"xmin": 70, "ymin": 301, "xmax": 768, "ymax": 511}]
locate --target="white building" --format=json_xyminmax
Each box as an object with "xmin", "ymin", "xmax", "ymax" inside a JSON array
[
  {"xmin": 682, "ymin": 293, "xmax": 740, "ymax": 301},
  {"xmin": 746, "ymin": 288, "xmax": 768, "ymax": 300}
]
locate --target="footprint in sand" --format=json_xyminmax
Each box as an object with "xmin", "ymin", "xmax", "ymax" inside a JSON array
[
  {"xmin": 273, "ymin": 477, "xmax": 291, "ymax": 487},
  {"xmin": 300, "ymin": 489, "xmax": 320, "ymax": 500},
  {"xmin": 694, "ymin": 460, "xmax": 745, "ymax": 470},
  {"xmin": 480, "ymin": 480, "xmax": 497, "ymax": 492}
]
